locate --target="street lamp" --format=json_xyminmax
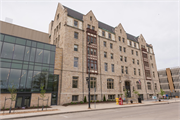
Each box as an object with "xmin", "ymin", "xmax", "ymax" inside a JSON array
[{"xmin": 88, "ymin": 42, "xmax": 91, "ymax": 109}]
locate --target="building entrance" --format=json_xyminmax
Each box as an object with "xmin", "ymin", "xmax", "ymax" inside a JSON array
[
  {"xmin": 15, "ymin": 93, "xmax": 31, "ymax": 108},
  {"xmin": 125, "ymin": 81, "xmax": 131, "ymax": 98}
]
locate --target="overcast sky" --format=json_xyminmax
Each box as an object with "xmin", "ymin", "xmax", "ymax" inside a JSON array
[{"xmin": 0, "ymin": 0, "xmax": 179, "ymax": 70}]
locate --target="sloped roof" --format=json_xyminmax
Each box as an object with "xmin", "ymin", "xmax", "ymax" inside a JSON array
[
  {"xmin": 63, "ymin": 5, "xmax": 138, "ymax": 41},
  {"xmin": 146, "ymin": 44, "xmax": 152, "ymax": 48}
]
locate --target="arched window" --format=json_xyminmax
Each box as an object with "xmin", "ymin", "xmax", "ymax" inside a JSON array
[
  {"xmin": 107, "ymin": 78, "xmax": 114, "ymax": 89},
  {"xmin": 136, "ymin": 81, "xmax": 141, "ymax": 90},
  {"xmin": 147, "ymin": 82, "xmax": 151, "ymax": 90}
]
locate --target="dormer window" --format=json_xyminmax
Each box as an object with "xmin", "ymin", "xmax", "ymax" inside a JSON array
[
  {"xmin": 74, "ymin": 20, "xmax": 78, "ymax": 27},
  {"xmin": 109, "ymin": 33, "xmax": 111, "ymax": 39},
  {"xmin": 102, "ymin": 31, "xmax": 105, "ymax": 37},
  {"xmin": 120, "ymin": 29, "xmax": 122, "ymax": 33},
  {"xmin": 90, "ymin": 16, "xmax": 92, "ymax": 21},
  {"xmin": 57, "ymin": 14, "xmax": 59, "ymax": 20}
]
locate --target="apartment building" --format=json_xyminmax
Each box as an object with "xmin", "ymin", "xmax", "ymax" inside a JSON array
[
  {"xmin": 49, "ymin": 3, "xmax": 160, "ymax": 104},
  {"xmin": 158, "ymin": 67, "xmax": 180, "ymax": 97}
]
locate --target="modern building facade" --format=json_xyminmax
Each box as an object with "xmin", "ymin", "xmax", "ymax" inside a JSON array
[
  {"xmin": 158, "ymin": 67, "xmax": 180, "ymax": 97},
  {"xmin": 0, "ymin": 21, "xmax": 60, "ymax": 108},
  {"xmin": 48, "ymin": 3, "xmax": 160, "ymax": 105}
]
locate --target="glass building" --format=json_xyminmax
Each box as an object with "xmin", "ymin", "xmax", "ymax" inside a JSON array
[{"xmin": 0, "ymin": 33, "xmax": 58, "ymax": 107}]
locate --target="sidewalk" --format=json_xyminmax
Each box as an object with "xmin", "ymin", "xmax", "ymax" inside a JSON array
[{"xmin": 0, "ymin": 99, "xmax": 179, "ymax": 120}]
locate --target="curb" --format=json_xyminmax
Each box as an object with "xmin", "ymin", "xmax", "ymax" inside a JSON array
[{"xmin": 1, "ymin": 101, "xmax": 179, "ymax": 120}]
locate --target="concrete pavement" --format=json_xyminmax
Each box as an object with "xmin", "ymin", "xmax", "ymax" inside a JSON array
[{"xmin": 0, "ymin": 99, "xmax": 180, "ymax": 120}]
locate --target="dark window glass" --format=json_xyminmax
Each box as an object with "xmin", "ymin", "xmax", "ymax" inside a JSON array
[
  {"xmin": 50, "ymin": 51, "xmax": 55, "ymax": 64},
  {"xmin": 26, "ymin": 40, "xmax": 31, "ymax": 46},
  {"xmin": 11, "ymin": 63, "xmax": 22, "ymax": 69},
  {"xmin": 43, "ymin": 50, "xmax": 50, "ymax": 64},
  {"xmin": 37, "ymin": 43, "xmax": 44, "ymax": 49},
  {"xmin": 44, "ymin": 44, "xmax": 51, "ymax": 50},
  {"xmin": 34, "ymin": 66, "xmax": 41, "ymax": 71},
  {"xmin": 19, "ymin": 70, "xmax": 27, "ymax": 89},
  {"xmin": 35, "ymin": 49, "xmax": 43, "ymax": 63},
  {"xmin": 51, "ymin": 46, "xmax": 56, "ymax": 51},
  {"xmin": 23, "ymin": 64, "xmax": 28, "ymax": 69},
  {"xmin": 1, "ymin": 42, "xmax": 14, "ymax": 59},
  {"xmin": 0, "ymin": 41, "xmax": 2, "ymax": 53},
  {"xmin": 13, "ymin": 45, "xmax": 25, "ymax": 60},
  {"xmin": 42, "ymin": 66, "xmax": 49, "ymax": 71},
  {"xmin": 28, "ymin": 65, "xmax": 34, "ymax": 70},
  {"xmin": 0, "ymin": 34, "xmax": 4, "ymax": 41},
  {"xmin": 8, "ymin": 69, "xmax": 21, "ymax": 88},
  {"xmin": 4, "ymin": 35, "xmax": 16, "ymax": 43},
  {"xmin": 0, "ymin": 61, "xmax": 11, "ymax": 68},
  {"xmin": 16, "ymin": 38, "xmax": 26, "ymax": 45},
  {"xmin": 0, "ymin": 68, "xmax": 10, "ymax": 89},
  {"xmin": 26, "ymin": 71, "xmax": 33, "ymax": 89},
  {"xmin": 24, "ymin": 47, "xmax": 30, "ymax": 61},
  {"xmin": 32, "ymin": 41, "xmax": 36, "ymax": 47}
]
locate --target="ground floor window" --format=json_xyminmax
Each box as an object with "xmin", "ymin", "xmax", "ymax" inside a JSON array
[
  {"xmin": 90, "ymin": 95, "xmax": 97, "ymax": 101},
  {"xmin": 108, "ymin": 95, "xmax": 115, "ymax": 100},
  {"xmin": 149, "ymin": 94, "xmax": 153, "ymax": 98},
  {"xmin": 72, "ymin": 95, "xmax": 78, "ymax": 101}
]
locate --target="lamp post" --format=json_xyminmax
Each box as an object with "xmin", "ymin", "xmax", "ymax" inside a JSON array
[{"xmin": 88, "ymin": 42, "xmax": 91, "ymax": 109}]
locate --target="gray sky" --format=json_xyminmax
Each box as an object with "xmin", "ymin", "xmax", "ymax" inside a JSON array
[{"xmin": 0, "ymin": 0, "xmax": 179, "ymax": 70}]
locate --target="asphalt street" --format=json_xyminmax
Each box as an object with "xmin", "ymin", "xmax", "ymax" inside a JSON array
[{"xmin": 15, "ymin": 102, "xmax": 180, "ymax": 120}]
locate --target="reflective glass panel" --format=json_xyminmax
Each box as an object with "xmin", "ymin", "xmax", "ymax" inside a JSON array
[
  {"xmin": 8, "ymin": 69, "xmax": 21, "ymax": 88},
  {"xmin": 35, "ymin": 49, "xmax": 43, "ymax": 63},
  {"xmin": 26, "ymin": 71, "xmax": 33, "ymax": 89},
  {"xmin": 32, "ymin": 71, "xmax": 41, "ymax": 91},
  {"xmin": 4, "ymin": 35, "xmax": 16, "ymax": 43},
  {"xmin": 43, "ymin": 50, "xmax": 50, "ymax": 64},
  {"xmin": 44, "ymin": 44, "xmax": 51, "ymax": 50},
  {"xmin": 0, "ymin": 68, "xmax": 10, "ymax": 89},
  {"xmin": 0, "ymin": 41, "xmax": 2, "ymax": 53},
  {"xmin": 37, "ymin": 43, "xmax": 44, "ymax": 49},
  {"xmin": 30, "ymin": 48, "xmax": 36, "ymax": 61},
  {"xmin": 0, "ymin": 34, "xmax": 4, "ymax": 41},
  {"xmin": 1, "ymin": 42, "xmax": 14, "ymax": 59},
  {"xmin": 51, "ymin": 46, "xmax": 55, "ymax": 51},
  {"xmin": 32, "ymin": 42, "xmax": 36, "ymax": 47},
  {"xmin": 0, "ymin": 62, "xmax": 11, "ymax": 68},
  {"xmin": 16, "ymin": 38, "xmax": 26, "ymax": 45},
  {"xmin": 11, "ymin": 63, "xmax": 22, "ymax": 69},
  {"xmin": 24, "ymin": 47, "xmax": 30, "ymax": 61},
  {"xmin": 50, "ymin": 51, "xmax": 55, "ymax": 64},
  {"xmin": 23, "ymin": 64, "xmax": 28, "ymax": 69},
  {"xmin": 26, "ymin": 40, "xmax": 31, "ymax": 46},
  {"xmin": 13, "ymin": 45, "xmax": 25, "ymax": 60},
  {"xmin": 19, "ymin": 70, "xmax": 27, "ymax": 89}
]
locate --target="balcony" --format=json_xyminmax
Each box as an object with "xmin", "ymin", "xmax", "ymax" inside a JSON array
[
  {"xmin": 86, "ymin": 28, "xmax": 97, "ymax": 34},
  {"xmin": 145, "ymin": 66, "xmax": 150, "ymax": 70},
  {"xmin": 143, "ymin": 58, "xmax": 148, "ymax": 62},
  {"xmin": 141, "ymin": 48, "xmax": 147, "ymax": 52}
]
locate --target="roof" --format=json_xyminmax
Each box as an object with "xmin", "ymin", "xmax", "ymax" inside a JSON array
[
  {"xmin": 146, "ymin": 44, "xmax": 152, "ymax": 48},
  {"xmin": 126, "ymin": 33, "xmax": 138, "ymax": 42},
  {"xmin": 63, "ymin": 5, "xmax": 138, "ymax": 40}
]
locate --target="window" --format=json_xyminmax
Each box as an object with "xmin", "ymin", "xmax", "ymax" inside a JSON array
[
  {"xmin": 1, "ymin": 42, "xmax": 14, "ymax": 59},
  {"xmin": 59, "ymin": 23, "xmax": 61, "ymax": 29},
  {"xmin": 72, "ymin": 95, "xmax": 78, "ymax": 101},
  {"xmin": 150, "ymin": 55, "xmax": 152, "ymax": 60},
  {"xmin": 35, "ymin": 49, "xmax": 43, "ymax": 63},
  {"xmin": 136, "ymin": 81, "xmax": 141, "ymax": 89},
  {"xmin": 87, "ymin": 59, "xmax": 97, "ymax": 71},
  {"xmin": 143, "ymin": 53, "xmax": 147, "ymax": 58},
  {"xmin": 111, "ymin": 64, "xmax": 114, "ymax": 72},
  {"xmin": 108, "ymin": 95, "xmax": 115, "ymax": 100},
  {"xmin": 74, "ymin": 57, "xmax": 78, "ymax": 67},
  {"xmin": 123, "ymin": 47, "xmax": 126, "ymax": 52},
  {"xmin": 107, "ymin": 79, "xmax": 114, "ymax": 89},
  {"xmin": 102, "ymin": 31, "xmax": 105, "ymax": 36},
  {"xmin": 94, "ymin": 49, "xmax": 97, "ymax": 56},
  {"xmin": 87, "ymin": 24, "xmax": 91, "ymax": 29},
  {"xmin": 131, "ymin": 50, "xmax": 134, "ymax": 55},
  {"xmin": 124, "ymin": 57, "xmax": 127, "ymax": 62},
  {"xmin": 120, "ymin": 29, "xmax": 122, "ymax": 33},
  {"xmin": 13, "ymin": 45, "xmax": 25, "ymax": 60},
  {"xmin": 87, "ymin": 48, "xmax": 90, "ymax": 54},
  {"xmin": 144, "ymin": 61, "xmax": 149, "ymax": 67},
  {"xmin": 136, "ymin": 51, "xmax": 138, "ymax": 56},
  {"xmin": 145, "ymin": 70, "xmax": 151, "ymax": 77},
  {"xmin": 105, "ymin": 63, "xmax": 108, "ymax": 71},
  {"xmin": 104, "ymin": 52, "xmax": 107, "ymax": 58},
  {"xmin": 147, "ymin": 82, "xmax": 151, "ymax": 90},
  {"xmin": 151, "ymin": 63, "xmax": 153, "ymax": 68},
  {"xmin": 130, "ymin": 41, "xmax": 132, "ymax": 46},
  {"xmin": 90, "ymin": 16, "xmax": 92, "ymax": 21},
  {"xmin": 103, "ymin": 41, "xmax": 106, "ymax": 47},
  {"xmin": 122, "ymin": 38, "xmax": 125, "ymax": 43},
  {"xmin": 119, "ymin": 36, "xmax": 121, "ymax": 41},
  {"xmin": 138, "ymin": 69, "xmax": 141, "ymax": 76},
  {"xmin": 90, "ymin": 77, "xmax": 96, "ymax": 88},
  {"xmin": 74, "ymin": 32, "xmax": 78, "ymax": 39},
  {"xmin": 110, "ymin": 43, "xmax": 113, "ymax": 49},
  {"xmin": 155, "ymin": 83, "xmax": 157, "ymax": 90},
  {"xmin": 132, "ymin": 59, "xmax": 135, "ymax": 64},
  {"xmin": 109, "ymin": 33, "xmax": 111, "ymax": 39},
  {"xmin": 111, "ymin": 53, "xmax": 113, "ymax": 59},
  {"xmin": 57, "ymin": 14, "xmax": 59, "ymax": 20},
  {"xmin": 120, "ymin": 56, "xmax": 123, "ymax": 61},
  {"xmin": 72, "ymin": 77, "xmax": 78, "ymax": 88},
  {"xmin": 134, "ymin": 42, "xmax": 136, "ymax": 47},
  {"xmin": 90, "ymin": 95, "xmax": 97, "ymax": 100},
  {"xmin": 125, "ymin": 67, "xmax": 128, "ymax": 74},
  {"xmin": 74, "ymin": 20, "xmax": 78, "ymax": 27},
  {"xmin": 91, "ymin": 48, "xmax": 93, "ymax": 55},
  {"xmin": 134, "ymin": 68, "xmax": 136, "ymax": 75},
  {"xmin": 92, "ymin": 26, "xmax": 95, "ymax": 30},
  {"xmin": 74, "ymin": 45, "xmax": 78, "ymax": 51},
  {"xmin": 119, "ymin": 46, "xmax": 122, "ymax": 51},
  {"xmin": 121, "ymin": 66, "xmax": 124, "ymax": 74},
  {"xmin": 153, "ymin": 71, "xmax": 155, "ymax": 78},
  {"xmin": 137, "ymin": 60, "xmax": 139, "ymax": 65}
]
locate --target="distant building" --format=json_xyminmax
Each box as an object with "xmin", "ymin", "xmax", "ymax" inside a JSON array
[{"xmin": 158, "ymin": 67, "xmax": 180, "ymax": 97}]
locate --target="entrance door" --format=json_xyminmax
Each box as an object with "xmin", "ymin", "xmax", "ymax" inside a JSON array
[
  {"xmin": 16, "ymin": 93, "xmax": 31, "ymax": 108},
  {"xmin": 125, "ymin": 81, "xmax": 131, "ymax": 98},
  {"xmin": 51, "ymin": 93, "xmax": 57, "ymax": 105}
]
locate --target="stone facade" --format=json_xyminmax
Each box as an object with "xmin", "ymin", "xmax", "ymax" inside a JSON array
[
  {"xmin": 49, "ymin": 3, "xmax": 161, "ymax": 105},
  {"xmin": 0, "ymin": 94, "xmax": 17, "ymax": 109}
]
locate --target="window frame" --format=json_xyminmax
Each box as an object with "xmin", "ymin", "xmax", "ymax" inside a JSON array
[
  {"xmin": 72, "ymin": 76, "xmax": 78, "ymax": 88},
  {"xmin": 74, "ymin": 32, "xmax": 78, "ymax": 39},
  {"xmin": 107, "ymin": 79, "xmax": 114, "ymax": 89}
]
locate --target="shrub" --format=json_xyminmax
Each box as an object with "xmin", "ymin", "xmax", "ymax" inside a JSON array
[
  {"xmin": 6, "ymin": 108, "xmax": 9, "ymax": 110},
  {"xmin": 2, "ymin": 107, "xmax": 4, "ymax": 110},
  {"xmin": 84, "ymin": 96, "xmax": 87, "ymax": 103},
  {"xmin": 90, "ymin": 100, "xmax": 93, "ymax": 102},
  {"xmin": 103, "ymin": 95, "xmax": 106, "ymax": 101},
  {"xmin": 71, "ymin": 102, "xmax": 74, "ymax": 104},
  {"xmin": 97, "ymin": 100, "xmax": 99, "ymax": 102},
  {"xmin": 80, "ymin": 101, "xmax": 84, "ymax": 104},
  {"xmin": 33, "ymin": 105, "xmax": 34, "ymax": 108}
]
